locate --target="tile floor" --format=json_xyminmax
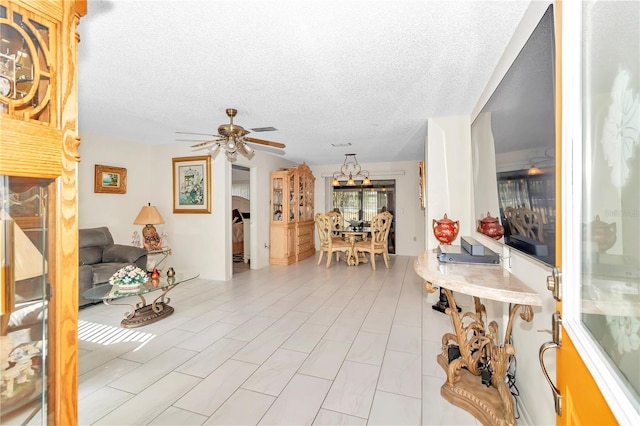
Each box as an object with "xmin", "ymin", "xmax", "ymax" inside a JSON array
[{"xmin": 78, "ymin": 255, "xmax": 481, "ymax": 425}]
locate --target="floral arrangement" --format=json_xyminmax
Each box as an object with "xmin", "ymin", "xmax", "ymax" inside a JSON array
[{"xmin": 109, "ymin": 265, "xmax": 148, "ymax": 287}]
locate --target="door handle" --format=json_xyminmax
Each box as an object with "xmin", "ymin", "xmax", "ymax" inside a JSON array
[{"xmin": 539, "ymin": 311, "xmax": 562, "ymax": 416}]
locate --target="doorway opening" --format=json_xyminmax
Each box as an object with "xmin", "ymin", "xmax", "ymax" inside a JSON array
[
  {"xmin": 331, "ymin": 180, "xmax": 396, "ymax": 254},
  {"xmin": 231, "ymin": 165, "xmax": 250, "ymax": 274}
]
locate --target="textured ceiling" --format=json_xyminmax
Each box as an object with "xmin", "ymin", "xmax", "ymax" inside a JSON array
[{"xmin": 78, "ymin": 0, "xmax": 531, "ymax": 165}]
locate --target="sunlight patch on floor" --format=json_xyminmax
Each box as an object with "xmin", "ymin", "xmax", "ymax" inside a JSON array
[{"xmin": 78, "ymin": 320, "xmax": 155, "ymax": 350}]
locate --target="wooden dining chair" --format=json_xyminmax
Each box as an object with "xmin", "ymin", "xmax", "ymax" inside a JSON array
[
  {"xmin": 315, "ymin": 212, "xmax": 352, "ymax": 268},
  {"xmin": 325, "ymin": 210, "xmax": 343, "ymax": 240},
  {"xmin": 354, "ymin": 211, "xmax": 393, "ymax": 270}
]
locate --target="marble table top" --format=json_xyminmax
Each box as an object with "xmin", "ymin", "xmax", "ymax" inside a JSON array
[{"xmin": 414, "ymin": 250, "xmax": 542, "ymax": 306}]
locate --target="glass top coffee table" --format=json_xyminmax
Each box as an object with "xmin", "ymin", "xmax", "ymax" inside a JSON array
[{"xmin": 82, "ymin": 271, "xmax": 199, "ymax": 328}]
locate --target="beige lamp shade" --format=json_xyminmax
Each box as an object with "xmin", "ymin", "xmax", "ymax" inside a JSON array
[{"xmin": 134, "ymin": 204, "xmax": 165, "ymax": 225}]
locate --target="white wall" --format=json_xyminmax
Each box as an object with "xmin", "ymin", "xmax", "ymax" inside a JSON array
[
  {"xmin": 310, "ymin": 160, "xmax": 426, "ymax": 256},
  {"xmin": 426, "ymin": 115, "xmax": 472, "ymax": 249},
  {"xmin": 78, "ymin": 131, "xmax": 295, "ymax": 280},
  {"xmin": 468, "ymin": 2, "xmax": 557, "ymax": 425}
]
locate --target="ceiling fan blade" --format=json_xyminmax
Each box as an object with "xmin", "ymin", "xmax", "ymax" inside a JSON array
[
  {"xmin": 244, "ymin": 137, "xmax": 286, "ymax": 149},
  {"xmin": 176, "ymin": 131, "xmax": 217, "ymax": 137},
  {"xmin": 190, "ymin": 141, "xmax": 219, "ymax": 150}
]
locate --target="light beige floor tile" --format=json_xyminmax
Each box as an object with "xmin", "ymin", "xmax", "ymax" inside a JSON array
[
  {"xmin": 360, "ymin": 306, "xmax": 395, "ymax": 335},
  {"xmin": 378, "ymin": 350, "xmax": 422, "ymax": 398},
  {"xmin": 78, "ymin": 386, "xmax": 134, "ymax": 425},
  {"xmin": 387, "ymin": 323, "xmax": 422, "ymax": 354},
  {"xmin": 422, "ymin": 375, "xmax": 480, "ymax": 425},
  {"xmin": 175, "ymin": 309, "xmax": 229, "ymax": 332},
  {"xmin": 305, "ymin": 305, "xmax": 344, "ymax": 326},
  {"xmin": 259, "ymin": 299, "xmax": 298, "ymax": 318},
  {"xmin": 368, "ymin": 390, "xmax": 422, "ymax": 425},
  {"xmin": 232, "ymin": 330, "xmax": 291, "ymax": 364},
  {"xmin": 223, "ymin": 315, "xmax": 277, "ymax": 341},
  {"xmin": 423, "ymin": 339, "xmax": 447, "ymax": 379},
  {"xmin": 267, "ymin": 310, "xmax": 311, "ymax": 334},
  {"xmin": 176, "ymin": 337, "xmax": 247, "ymax": 378},
  {"xmin": 292, "ymin": 285, "xmax": 340, "ymax": 313},
  {"xmin": 118, "ymin": 328, "xmax": 194, "ymax": 363},
  {"xmin": 281, "ymin": 323, "xmax": 329, "ymax": 353},
  {"xmin": 258, "ymin": 374, "xmax": 332, "ymax": 425},
  {"xmin": 323, "ymin": 318, "xmax": 361, "ymax": 344},
  {"xmin": 174, "ymin": 359, "xmax": 259, "ymax": 416},
  {"xmin": 312, "ymin": 409, "xmax": 367, "ymax": 425},
  {"xmin": 204, "ymin": 388, "xmax": 275, "ymax": 425},
  {"xmin": 346, "ymin": 330, "xmax": 388, "ymax": 366},
  {"xmin": 94, "ymin": 372, "xmax": 199, "ymax": 425},
  {"xmin": 78, "ymin": 357, "xmax": 140, "ymax": 400},
  {"xmin": 108, "ymin": 346, "xmax": 197, "ymax": 394},
  {"xmin": 176, "ymin": 322, "xmax": 239, "ymax": 351},
  {"xmin": 148, "ymin": 406, "xmax": 208, "ymax": 425},
  {"xmin": 322, "ymin": 361, "xmax": 380, "ymax": 418},
  {"xmin": 298, "ymin": 339, "xmax": 351, "ymax": 380},
  {"xmin": 242, "ymin": 348, "xmax": 308, "ymax": 396}
]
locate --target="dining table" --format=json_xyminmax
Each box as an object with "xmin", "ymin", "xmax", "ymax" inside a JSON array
[{"xmin": 340, "ymin": 229, "xmax": 370, "ymax": 265}]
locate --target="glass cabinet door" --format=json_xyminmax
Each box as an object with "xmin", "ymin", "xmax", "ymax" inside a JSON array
[
  {"xmin": 1, "ymin": 175, "xmax": 52, "ymax": 424},
  {"xmin": 288, "ymin": 174, "xmax": 295, "ymax": 222},
  {"xmin": 272, "ymin": 176, "xmax": 283, "ymax": 222}
]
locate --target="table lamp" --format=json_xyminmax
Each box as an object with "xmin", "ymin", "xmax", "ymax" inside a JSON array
[{"xmin": 133, "ymin": 203, "xmax": 165, "ymax": 251}]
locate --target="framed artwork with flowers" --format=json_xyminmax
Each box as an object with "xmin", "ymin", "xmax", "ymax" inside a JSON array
[{"xmin": 172, "ymin": 156, "xmax": 211, "ymax": 213}]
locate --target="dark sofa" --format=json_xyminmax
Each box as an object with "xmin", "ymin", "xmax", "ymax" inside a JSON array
[{"xmin": 79, "ymin": 227, "xmax": 147, "ymax": 307}]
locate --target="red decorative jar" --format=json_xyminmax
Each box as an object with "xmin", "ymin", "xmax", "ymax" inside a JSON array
[
  {"xmin": 584, "ymin": 215, "xmax": 616, "ymax": 254},
  {"xmin": 477, "ymin": 212, "xmax": 504, "ymax": 240},
  {"xmin": 433, "ymin": 213, "xmax": 459, "ymax": 245}
]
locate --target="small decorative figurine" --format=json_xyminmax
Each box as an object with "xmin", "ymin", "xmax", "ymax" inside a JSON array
[
  {"xmin": 477, "ymin": 212, "xmax": 505, "ymax": 240},
  {"xmin": 433, "ymin": 213, "xmax": 460, "ymax": 245},
  {"xmin": 151, "ymin": 268, "xmax": 160, "ymax": 279},
  {"xmin": 167, "ymin": 267, "xmax": 175, "ymax": 277}
]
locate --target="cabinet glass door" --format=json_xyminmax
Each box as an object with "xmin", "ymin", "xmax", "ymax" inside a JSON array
[
  {"xmin": 1, "ymin": 175, "xmax": 51, "ymax": 424},
  {"xmin": 272, "ymin": 176, "xmax": 283, "ymax": 222}
]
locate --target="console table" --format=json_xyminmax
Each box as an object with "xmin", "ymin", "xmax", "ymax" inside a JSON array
[{"xmin": 414, "ymin": 250, "xmax": 542, "ymax": 426}]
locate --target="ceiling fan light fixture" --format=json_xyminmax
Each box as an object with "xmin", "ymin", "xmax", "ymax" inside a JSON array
[
  {"xmin": 239, "ymin": 142, "xmax": 254, "ymax": 156},
  {"xmin": 527, "ymin": 165, "xmax": 543, "ymax": 175}
]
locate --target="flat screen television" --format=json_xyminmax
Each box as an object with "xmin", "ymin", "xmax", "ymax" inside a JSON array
[{"xmin": 471, "ymin": 5, "xmax": 557, "ymax": 266}]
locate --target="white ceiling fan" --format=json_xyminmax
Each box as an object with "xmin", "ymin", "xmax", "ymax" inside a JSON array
[{"xmin": 177, "ymin": 108, "xmax": 286, "ymax": 161}]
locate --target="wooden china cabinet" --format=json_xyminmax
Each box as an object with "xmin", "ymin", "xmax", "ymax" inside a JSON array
[
  {"xmin": 270, "ymin": 163, "xmax": 315, "ymax": 265},
  {"xmin": 0, "ymin": 1, "xmax": 86, "ymax": 424}
]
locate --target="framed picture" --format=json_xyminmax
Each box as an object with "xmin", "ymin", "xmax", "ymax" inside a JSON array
[
  {"xmin": 172, "ymin": 156, "xmax": 211, "ymax": 213},
  {"xmin": 94, "ymin": 165, "xmax": 127, "ymax": 194},
  {"xmin": 419, "ymin": 160, "xmax": 426, "ymax": 209}
]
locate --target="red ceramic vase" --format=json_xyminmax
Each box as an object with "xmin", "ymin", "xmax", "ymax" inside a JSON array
[
  {"xmin": 433, "ymin": 213, "xmax": 460, "ymax": 245},
  {"xmin": 477, "ymin": 211, "xmax": 504, "ymax": 240}
]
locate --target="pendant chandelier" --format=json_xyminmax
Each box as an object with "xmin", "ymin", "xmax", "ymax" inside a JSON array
[{"xmin": 331, "ymin": 153, "xmax": 371, "ymax": 187}]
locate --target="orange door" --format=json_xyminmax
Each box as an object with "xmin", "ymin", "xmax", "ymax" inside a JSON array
[{"xmin": 550, "ymin": 1, "xmax": 639, "ymax": 424}]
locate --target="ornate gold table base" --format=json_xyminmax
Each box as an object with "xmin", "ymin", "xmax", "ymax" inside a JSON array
[
  {"xmin": 427, "ymin": 282, "xmax": 534, "ymax": 426},
  {"xmin": 103, "ymin": 287, "xmax": 175, "ymax": 328}
]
